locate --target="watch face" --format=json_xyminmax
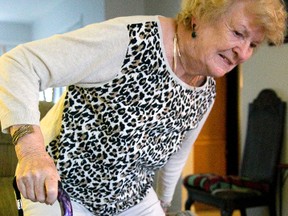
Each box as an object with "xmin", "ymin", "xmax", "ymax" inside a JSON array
[{"xmin": 58, "ymin": 181, "xmax": 73, "ymax": 216}]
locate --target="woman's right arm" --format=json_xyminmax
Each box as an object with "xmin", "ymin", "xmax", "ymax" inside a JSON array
[
  {"xmin": 0, "ymin": 20, "xmax": 129, "ymax": 131},
  {"xmin": 0, "ymin": 18, "xmax": 129, "ymax": 204}
]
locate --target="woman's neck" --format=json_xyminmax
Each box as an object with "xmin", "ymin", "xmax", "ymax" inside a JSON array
[
  {"xmin": 159, "ymin": 17, "xmax": 206, "ymax": 88},
  {"xmin": 173, "ymin": 24, "xmax": 206, "ymax": 87}
]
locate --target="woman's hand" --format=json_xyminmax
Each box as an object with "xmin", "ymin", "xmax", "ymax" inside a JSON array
[
  {"xmin": 11, "ymin": 125, "xmax": 60, "ymax": 205},
  {"xmin": 160, "ymin": 200, "xmax": 171, "ymax": 214}
]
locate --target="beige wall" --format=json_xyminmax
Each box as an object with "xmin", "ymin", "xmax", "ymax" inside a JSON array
[{"xmin": 241, "ymin": 44, "xmax": 288, "ymax": 216}]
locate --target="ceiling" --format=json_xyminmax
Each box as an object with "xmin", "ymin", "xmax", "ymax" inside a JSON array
[{"xmin": 0, "ymin": 0, "xmax": 65, "ymax": 23}]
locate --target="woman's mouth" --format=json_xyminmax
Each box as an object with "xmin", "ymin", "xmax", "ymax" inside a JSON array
[{"xmin": 219, "ymin": 54, "xmax": 233, "ymax": 66}]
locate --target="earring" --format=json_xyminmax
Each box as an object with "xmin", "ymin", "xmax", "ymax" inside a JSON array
[{"xmin": 191, "ymin": 24, "xmax": 197, "ymax": 38}]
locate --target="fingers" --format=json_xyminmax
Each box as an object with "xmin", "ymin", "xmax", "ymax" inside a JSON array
[
  {"xmin": 15, "ymin": 146, "xmax": 61, "ymax": 204},
  {"xmin": 35, "ymin": 176, "xmax": 47, "ymax": 203},
  {"xmin": 16, "ymin": 175, "xmax": 59, "ymax": 205},
  {"xmin": 16, "ymin": 176, "xmax": 38, "ymax": 202},
  {"xmin": 45, "ymin": 177, "xmax": 59, "ymax": 204},
  {"xmin": 16, "ymin": 177, "xmax": 28, "ymax": 199}
]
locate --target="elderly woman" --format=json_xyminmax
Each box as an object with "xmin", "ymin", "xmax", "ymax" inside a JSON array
[{"xmin": 0, "ymin": 0, "xmax": 286, "ymax": 215}]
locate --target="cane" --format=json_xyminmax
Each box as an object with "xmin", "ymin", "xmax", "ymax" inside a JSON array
[{"xmin": 12, "ymin": 177, "xmax": 73, "ymax": 216}]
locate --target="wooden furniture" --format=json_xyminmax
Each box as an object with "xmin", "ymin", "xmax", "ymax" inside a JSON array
[
  {"xmin": 0, "ymin": 131, "xmax": 17, "ymax": 215},
  {"xmin": 183, "ymin": 89, "xmax": 286, "ymax": 216},
  {"xmin": 181, "ymin": 76, "xmax": 228, "ymax": 210},
  {"xmin": 278, "ymin": 163, "xmax": 288, "ymax": 216}
]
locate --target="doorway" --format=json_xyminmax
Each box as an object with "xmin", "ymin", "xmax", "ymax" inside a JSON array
[{"xmin": 181, "ymin": 66, "xmax": 240, "ymax": 210}]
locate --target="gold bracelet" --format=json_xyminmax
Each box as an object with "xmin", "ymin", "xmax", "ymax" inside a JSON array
[{"xmin": 12, "ymin": 125, "xmax": 34, "ymax": 146}]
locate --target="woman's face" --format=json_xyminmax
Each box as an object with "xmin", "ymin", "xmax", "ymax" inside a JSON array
[{"xmin": 183, "ymin": 1, "xmax": 265, "ymax": 78}]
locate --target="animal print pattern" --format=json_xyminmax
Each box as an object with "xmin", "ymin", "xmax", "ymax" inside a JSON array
[{"xmin": 47, "ymin": 21, "xmax": 216, "ymax": 215}]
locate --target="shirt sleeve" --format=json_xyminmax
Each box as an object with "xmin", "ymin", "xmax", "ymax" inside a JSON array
[
  {"xmin": 155, "ymin": 102, "xmax": 214, "ymax": 204},
  {"xmin": 0, "ymin": 18, "xmax": 130, "ymax": 132}
]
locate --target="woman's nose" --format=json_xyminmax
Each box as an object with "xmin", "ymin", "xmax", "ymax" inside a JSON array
[{"xmin": 233, "ymin": 42, "xmax": 253, "ymax": 63}]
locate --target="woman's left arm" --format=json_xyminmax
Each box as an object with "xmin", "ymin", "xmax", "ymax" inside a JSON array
[{"xmin": 156, "ymin": 103, "xmax": 214, "ymax": 207}]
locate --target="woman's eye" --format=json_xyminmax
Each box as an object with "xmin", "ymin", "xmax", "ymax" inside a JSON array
[
  {"xmin": 250, "ymin": 43, "xmax": 257, "ymax": 48},
  {"xmin": 234, "ymin": 31, "xmax": 243, "ymax": 37}
]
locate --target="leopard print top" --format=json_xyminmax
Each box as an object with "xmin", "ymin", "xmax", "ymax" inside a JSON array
[{"xmin": 47, "ymin": 20, "xmax": 216, "ymax": 215}]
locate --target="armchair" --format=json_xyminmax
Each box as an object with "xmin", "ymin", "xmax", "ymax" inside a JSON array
[{"xmin": 183, "ymin": 89, "xmax": 286, "ymax": 216}]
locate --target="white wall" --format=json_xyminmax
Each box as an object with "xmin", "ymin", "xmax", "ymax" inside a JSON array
[
  {"xmin": 0, "ymin": 0, "xmax": 181, "ymax": 47},
  {"xmin": 145, "ymin": 0, "xmax": 180, "ymax": 17},
  {"xmin": 32, "ymin": 0, "xmax": 105, "ymax": 40},
  {"xmin": 105, "ymin": 0, "xmax": 145, "ymax": 19},
  {"xmin": 104, "ymin": 0, "xmax": 180, "ymax": 21},
  {"xmin": 241, "ymin": 44, "xmax": 288, "ymax": 216},
  {"xmin": 0, "ymin": 22, "xmax": 31, "ymax": 47},
  {"xmin": 0, "ymin": 0, "xmax": 106, "ymax": 51}
]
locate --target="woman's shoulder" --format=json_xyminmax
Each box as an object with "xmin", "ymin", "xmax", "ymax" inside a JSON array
[
  {"xmin": 103, "ymin": 15, "xmax": 165, "ymax": 26},
  {"xmin": 82, "ymin": 16, "xmax": 172, "ymax": 34},
  {"xmin": 80, "ymin": 16, "xmax": 162, "ymax": 35}
]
